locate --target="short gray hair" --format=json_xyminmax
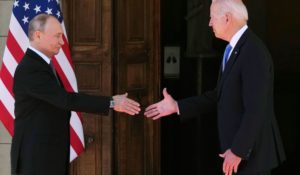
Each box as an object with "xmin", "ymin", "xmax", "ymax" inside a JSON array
[
  {"xmin": 212, "ymin": 0, "xmax": 248, "ymax": 22},
  {"xmin": 28, "ymin": 14, "xmax": 54, "ymax": 41}
]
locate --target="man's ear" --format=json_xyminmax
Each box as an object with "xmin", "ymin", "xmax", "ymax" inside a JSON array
[
  {"xmin": 34, "ymin": 31, "xmax": 41, "ymax": 41},
  {"xmin": 225, "ymin": 12, "xmax": 232, "ymax": 23}
]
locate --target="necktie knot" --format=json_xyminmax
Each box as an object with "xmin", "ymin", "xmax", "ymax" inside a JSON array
[{"xmin": 222, "ymin": 44, "xmax": 232, "ymax": 71}]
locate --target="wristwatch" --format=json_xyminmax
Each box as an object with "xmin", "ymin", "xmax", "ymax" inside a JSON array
[{"xmin": 109, "ymin": 97, "xmax": 115, "ymax": 108}]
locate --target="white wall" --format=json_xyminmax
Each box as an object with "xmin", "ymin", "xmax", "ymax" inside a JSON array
[{"xmin": 0, "ymin": 0, "xmax": 13, "ymax": 174}]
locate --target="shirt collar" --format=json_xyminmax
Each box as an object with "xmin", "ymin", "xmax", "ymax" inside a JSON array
[
  {"xmin": 229, "ymin": 25, "xmax": 248, "ymax": 49},
  {"xmin": 28, "ymin": 46, "xmax": 51, "ymax": 64}
]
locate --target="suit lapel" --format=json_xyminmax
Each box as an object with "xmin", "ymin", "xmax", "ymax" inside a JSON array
[
  {"xmin": 217, "ymin": 29, "xmax": 250, "ymax": 99},
  {"xmin": 26, "ymin": 49, "xmax": 63, "ymax": 87}
]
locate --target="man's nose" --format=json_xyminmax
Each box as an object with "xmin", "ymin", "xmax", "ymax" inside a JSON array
[{"xmin": 208, "ymin": 20, "xmax": 212, "ymax": 27}]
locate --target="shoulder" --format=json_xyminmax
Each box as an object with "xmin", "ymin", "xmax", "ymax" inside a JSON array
[
  {"xmin": 14, "ymin": 50, "xmax": 50, "ymax": 80},
  {"xmin": 242, "ymin": 30, "xmax": 270, "ymax": 54},
  {"xmin": 17, "ymin": 50, "xmax": 49, "ymax": 71},
  {"xmin": 238, "ymin": 31, "xmax": 273, "ymax": 73},
  {"xmin": 238, "ymin": 30, "xmax": 272, "ymax": 61}
]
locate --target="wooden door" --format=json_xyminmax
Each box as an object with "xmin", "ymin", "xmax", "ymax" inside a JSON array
[
  {"xmin": 61, "ymin": 0, "xmax": 113, "ymax": 174},
  {"xmin": 114, "ymin": 0, "xmax": 161, "ymax": 174},
  {"xmin": 61, "ymin": 0, "xmax": 161, "ymax": 174}
]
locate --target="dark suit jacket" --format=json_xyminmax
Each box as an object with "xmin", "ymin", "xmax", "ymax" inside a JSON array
[
  {"xmin": 12, "ymin": 49, "xmax": 111, "ymax": 175},
  {"xmin": 178, "ymin": 29, "xmax": 286, "ymax": 173}
]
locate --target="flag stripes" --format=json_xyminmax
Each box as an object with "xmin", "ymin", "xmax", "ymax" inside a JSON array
[{"xmin": 0, "ymin": 0, "xmax": 85, "ymax": 162}]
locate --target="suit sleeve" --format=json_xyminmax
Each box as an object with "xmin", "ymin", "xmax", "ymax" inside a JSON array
[
  {"xmin": 231, "ymin": 45, "xmax": 272, "ymax": 159},
  {"xmin": 178, "ymin": 89, "xmax": 217, "ymax": 121},
  {"xmin": 16, "ymin": 68, "xmax": 110, "ymax": 114}
]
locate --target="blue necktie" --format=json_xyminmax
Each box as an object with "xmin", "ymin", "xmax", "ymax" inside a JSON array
[{"xmin": 222, "ymin": 44, "xmax": 232, "ymax": 71}]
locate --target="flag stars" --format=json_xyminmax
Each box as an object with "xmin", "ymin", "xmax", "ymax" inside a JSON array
[
  {"xmin": 56, "ymin": 11, "xmax": 61, "ymax": 18},
  {"xmin": 23, "ymin": 2, "xmax": 30, "ymax": 11},
  {"xmin": 45, "ymin": 8, "xmax": 53, "ymax": 15},
  {"xmin": 34, "ymin": 5, "xmax": 41, "ymax": 14},
  {"xmin": 13, "ymin": 0, "xmax": 19, "ymax": 8},
  {"xmin": 22, "ymin": 16, "xmax": 29, "ymax": 24}
]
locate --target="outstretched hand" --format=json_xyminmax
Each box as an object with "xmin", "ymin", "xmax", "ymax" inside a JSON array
[
  {"xmin": 113, "ymin": 93, "xmax": 140, "ymax": 115},
  {"xmin": 144, "ymin": 88, "xmax": 178, "ymax": 120}
]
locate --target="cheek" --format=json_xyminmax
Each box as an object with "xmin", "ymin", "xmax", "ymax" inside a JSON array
[
  {"xmin": 215, "ymin": 22, "xmax": 224, "ymax": 31},
  {"xmin": 43, "ymin": 37, "xmax": 54, "ymax": 46},
  {"xmin": 49, "ymin": 39, "xmax": 59, "ymax": 47},
  {"xmin": 40, "ymin": 39, "xmax": 50, "ymax": 49}
]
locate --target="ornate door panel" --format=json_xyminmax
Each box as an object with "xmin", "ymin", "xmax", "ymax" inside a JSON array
[
  {"xmin": 114, "ymin": 0, "xmax": 161, "ymax": 174},
  {"xmin": 62, "ymin": 0, "xmax": 113, "ymax": 174},
  {"xmin": 61, "ymin": 0, "xmax": 160, "ymax": 174}
]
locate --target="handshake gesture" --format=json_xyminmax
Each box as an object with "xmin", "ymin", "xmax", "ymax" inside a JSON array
[
  {"xmin": 111, "ymin": 93, "xmax": 141, "ymax": 115},
  {"xmin": 144, "ymin": 88, "xmax": 178, "ymax": 119},
  {"xmin": 117, "ymin": 88, "xmax": 178, "ymax": 119}
]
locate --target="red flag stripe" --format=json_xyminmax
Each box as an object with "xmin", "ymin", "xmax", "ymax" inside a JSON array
[
  {"xmin": 54, "ymin": 49, "xmax": 85, "ymax": 156},
  {"xmin": 0, "ymin": 65, "xmax": 14, "ymax": 97},
  {"xmin": 0, "ymin": 80, "xmax": 15, "ymax": 119},
  {"xmin": 69, "ymin": 112, "xmax": 84, "ymax": 142},
  {"xmin": 54, "ymin": 50, "xmax": 78, "ymax": 92},
  {"xmin": 9, "ymin": 14, "xmax": 29, "ymax": 52},
  {"xmin": 61, "ymin": 36, "xmax": 75, "ymax": 70},
  {"xmin": 70, "ymin": 126, "xmax": 84, "ymax": 155},
  {"xmin": 6, "ymin": 31, "xmax": 24, "ymax": 63},
  {"xmin": 2, "ymin": 47, "xmax": 19, "ymax": 76},
  {"xmin": 52, "ymin": 58, "xmax": 74, "ymax": 92},
  {"xmin": 0, "ymin": 102, "xmax": 14, "ymax": 135},
  {"xmin": 75, "ymin": 112, "xmax": 83, "ymax": 122},
  {"xmin": 70, "ymin": 112, "xmax": 83, "ymax": 125}
]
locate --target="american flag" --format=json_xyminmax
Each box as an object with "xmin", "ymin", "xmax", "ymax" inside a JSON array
[{"xmin": 0, "ymin": 0, "xmax": 85, "ymax": 161}]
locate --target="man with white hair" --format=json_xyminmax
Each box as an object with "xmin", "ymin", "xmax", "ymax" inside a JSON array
[{"xmin": 144, "ymin": 0, "xmax": 286, "ymax": 174}]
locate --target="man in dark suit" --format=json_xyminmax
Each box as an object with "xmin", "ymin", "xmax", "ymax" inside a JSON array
[
  {"xmin": 12, "ymin": 14, "xmax": 140, "ymax": 175},
  {"xmin": 145, "ymin": 0, "xmax": 285, "ymax": 174}
]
